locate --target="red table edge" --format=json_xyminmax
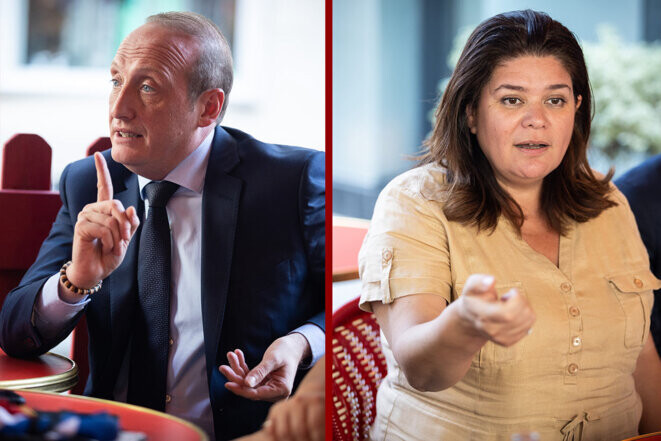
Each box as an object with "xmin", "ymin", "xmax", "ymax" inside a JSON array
[
  {"xmin": 622, "ymin": 433, "xmax": 661, "ymax": 440},
  {"xmin": 0, "ymin": 352, "xmax": 79, "ymax": 392},
  {"xmin": 18, "ymin": 389, "xmax": 209, "ymax": 440}
]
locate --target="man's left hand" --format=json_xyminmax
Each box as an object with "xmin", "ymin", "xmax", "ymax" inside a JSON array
[{"xmin": 219, "ymin": 333, "xmax": 311, "ymax": 402}]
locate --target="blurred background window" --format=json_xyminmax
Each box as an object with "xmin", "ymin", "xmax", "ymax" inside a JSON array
[
  {"xmin": 0, "ymin": 0, "xmax": 324, "ymax": 188},
  {"xmin": 24, "ymin": 0, "xmax": 236, "ymax": 68}
]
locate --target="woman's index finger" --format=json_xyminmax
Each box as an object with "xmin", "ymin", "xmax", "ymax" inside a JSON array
[{"xmin": 94, "ymin": 152, "xmax": 113, "ymax": 201}]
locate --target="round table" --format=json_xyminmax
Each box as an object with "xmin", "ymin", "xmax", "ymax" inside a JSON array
[
  {"xmin": 18, "ymin": 390, "xmax": 208, "ymax": 440},
  {"xmin": 623, "ymin": 433, "xmax": 661, "ymax": 440},
  {"xmin": 0, "ymin": 348, "xmax": 78, "ymax": 392}
]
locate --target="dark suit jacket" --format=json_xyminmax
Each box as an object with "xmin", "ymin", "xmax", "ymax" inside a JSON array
[
  {"xmin": 616, "ymin": 154, "xmax": 661, "ymax": 357},
  {"xmin": 0, "ymin": 126, "xmax": 325, "ymax": 440}
]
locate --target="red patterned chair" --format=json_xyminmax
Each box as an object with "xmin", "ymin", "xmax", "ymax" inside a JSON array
[{"xmin": 332, "ymin": 296, "xmax": 388, "ymax": 440}]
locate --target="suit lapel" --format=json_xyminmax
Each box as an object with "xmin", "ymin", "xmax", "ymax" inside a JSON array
[{"xmin": 201, "ymin": 128, "xmax": 241, "ymax": 376}]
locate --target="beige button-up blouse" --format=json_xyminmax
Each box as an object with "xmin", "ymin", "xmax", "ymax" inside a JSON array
[{"xmin": 359, "ymin": 164, "xmax": 661, "ymax": 441}]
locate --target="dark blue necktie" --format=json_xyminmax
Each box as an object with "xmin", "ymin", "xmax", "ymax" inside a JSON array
[{"xmin": 128, "ymin": 180, "xmax": 179, "ymax": 411}]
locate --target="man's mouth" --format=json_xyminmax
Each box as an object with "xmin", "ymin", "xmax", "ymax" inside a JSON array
[
  {"xmin": 515, "ymin": 142, "xmax": 549, "ymax": 150},
  {"xmin": 117, "ymin": 131, "xmax": 142, "ymax": 138}
]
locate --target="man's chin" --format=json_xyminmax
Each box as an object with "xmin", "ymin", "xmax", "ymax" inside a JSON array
[{"xmin": 110, "ymin": 147, "xmax": 146, "ymax": 172}]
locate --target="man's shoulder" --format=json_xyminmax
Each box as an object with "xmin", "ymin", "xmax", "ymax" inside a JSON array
[
  {"xmin": 219, "ymin": 126, "xmax": 323, "ymax": 166},
  {"xmin": 616, "ymin": 154, "xmax": 661, "ymax": 195}
]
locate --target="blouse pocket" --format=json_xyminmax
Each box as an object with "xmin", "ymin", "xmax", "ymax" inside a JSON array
[
  {"xmin": 454, "ymin": 281, "xmax": 526, "ymax": 365},
  {"xmin": 607, "ymin": 269, "xmax": 656, "ymax": 348}
]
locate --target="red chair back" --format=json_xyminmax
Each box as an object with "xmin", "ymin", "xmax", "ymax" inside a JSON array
[
  {"xmin": 0, "ymin": 134, "xmax": 111, "ymax": 396},
  {"xmin": 331, "ymin": 297, "xmax": 388, "ymax": 440},
  {"xmin": 85, "ymin": 137, "xmax": 111, "ymax": 157},
  {"xmin": 0, "ymin": 134, "xmax": 61, "ymax": 305}
]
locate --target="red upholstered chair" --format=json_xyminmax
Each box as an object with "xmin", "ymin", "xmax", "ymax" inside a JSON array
[
  {"xmin": 332, "ymin": 296, "xmax": 388, "ymax": 441},
  {"xmin": 0, "ymin": 134, "xmax": 110, "ymax": 395},
  {"xmin": 85, "ymin": 137, "xmax": 111, "ymax": 157},
  {"xmin": 0, "ymin": 134, "xmax": 62, "ymax": 307}
]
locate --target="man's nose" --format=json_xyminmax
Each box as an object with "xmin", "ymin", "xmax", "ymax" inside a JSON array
[
  {"xmin": 110, "ymin": 86, "xmax": 135, "ymax": 120},
  {"xmin": 521, "ymin": 103, "xmax": 547, "ymax": 129}
]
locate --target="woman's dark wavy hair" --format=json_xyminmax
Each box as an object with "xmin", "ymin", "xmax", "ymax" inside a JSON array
[{"xmin": 421, "ymin": 9, "xmax": 615, "ymax": 235}]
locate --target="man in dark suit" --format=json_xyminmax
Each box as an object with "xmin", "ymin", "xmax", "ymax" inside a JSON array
[
  {"xmin": 616, "ymin": 154, "xmax": 661, "ymax": 358},
  {"xmin": 0, "ymin": 11, "xmax": 324, "ymax": 441}
]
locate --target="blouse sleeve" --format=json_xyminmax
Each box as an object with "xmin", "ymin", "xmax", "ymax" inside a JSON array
[{"xmin": 358, "ymin": 173, "xmax": 452, "ymax": 312}]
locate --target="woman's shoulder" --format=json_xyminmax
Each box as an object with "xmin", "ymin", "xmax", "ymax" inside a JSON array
[{"xmin": 380, "ymin": 163, "xmax": 450, "ymax": 202}]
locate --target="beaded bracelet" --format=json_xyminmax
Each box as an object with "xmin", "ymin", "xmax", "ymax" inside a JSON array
[{"xmin": 59, "ymin": 261, "xmax": 102, "ymax": 296}]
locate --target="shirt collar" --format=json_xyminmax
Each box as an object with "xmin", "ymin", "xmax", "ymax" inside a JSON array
[{"xmin": 137, "ymin": 129, "xmax": 214, "ymax": 198}]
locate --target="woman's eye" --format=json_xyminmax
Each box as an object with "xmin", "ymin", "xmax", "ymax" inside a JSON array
[
  {"xmin": 547, "ymin": 97, "xmax": 566, "ymax": 106},
  {"xmin": 502, "ymin": 97, "xmax": 522, "ymax": 105}
]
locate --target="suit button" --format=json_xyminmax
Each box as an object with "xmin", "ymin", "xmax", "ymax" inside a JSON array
[
  {"xmin": 634, "ymin": 277, "xmax": 644, "ymax": 288},
  {"xmin": 169, "ymin": 338, "xmax": 174, "ymax": 346},
  {"xmin": 165, "ymin": 394, "xmax": 171, "ymax": 403},
  {"xmin": 567, "ymin": 363, "xmax": 579, "ymax": 375}
]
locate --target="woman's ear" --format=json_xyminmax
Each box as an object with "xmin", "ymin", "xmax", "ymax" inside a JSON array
[{"xmin": 466, "ymin": 106, "xmax": 477, "ymax": 134}]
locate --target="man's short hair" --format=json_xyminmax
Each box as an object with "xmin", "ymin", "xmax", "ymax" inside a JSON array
[{"xmin": 146, "ymin": 11, "xmax": 233, "ymax": 123}]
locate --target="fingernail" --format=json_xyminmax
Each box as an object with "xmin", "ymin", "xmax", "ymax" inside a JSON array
[
  {"xmin": 481, "ymin": 275, "xmax": 494, "ymax": 289},
  {"xmin": 245, "ymin": 376, "xmax": 256, "ymax": 387}
]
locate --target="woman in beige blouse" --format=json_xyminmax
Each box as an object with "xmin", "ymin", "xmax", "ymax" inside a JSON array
[{"xmin": 359, "ymin": 10, "xmax": 661, "ymax": 441}]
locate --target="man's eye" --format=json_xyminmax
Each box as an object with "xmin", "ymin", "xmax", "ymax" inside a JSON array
[
  {"xmin": 502, "ymin": 97, "xmax": 522, "ymax": 105},
  {"xmin": 141, "ymin": 84, "xmax": 155, "ymax": 92},
  {"xmin": 110, "ymin": 79, "xmax": 120, "ymax": 88}
]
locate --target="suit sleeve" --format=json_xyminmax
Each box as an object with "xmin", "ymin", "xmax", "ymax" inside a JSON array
[
  {"xmin": 0, "ymin": 164, "xmax": 84, "ymax": 357},
  {"xmin": 298, "ymin": 151, "xmax": 325, "ymax": 333}
]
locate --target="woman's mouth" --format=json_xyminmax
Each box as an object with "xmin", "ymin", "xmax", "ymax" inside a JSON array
[{"xmin": 515, "ymin": 142, "xmax": 549, "ymax": 150}]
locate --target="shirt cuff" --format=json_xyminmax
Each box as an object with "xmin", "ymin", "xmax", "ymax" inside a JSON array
[
  {"xmin": 32, "ymin": 273, "xmax": 90, "ymax": 339},
  {"xmin": 290, "ymin": 323, "xmax": 325, "ymax": 369}
]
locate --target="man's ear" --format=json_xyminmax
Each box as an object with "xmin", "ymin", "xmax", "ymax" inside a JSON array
[
  {"xmin": 197, "ymin": 88, "xmax": 225, "ymax": 127},
  {"xmin": 466, "ymin": 105, "xmax": 477, "ymax": 134}
]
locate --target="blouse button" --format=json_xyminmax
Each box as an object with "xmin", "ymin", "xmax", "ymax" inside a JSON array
[
  {"xmin": 560, "ymin": 282, "xmax": 572, "ymax": 292},
  {"xmin": 634, "ymin": 277, "xmax": 644, "ymax": 288},
  {"xmin": 567, "ymin": 363, "xmax": 579, "ymax": 375},
  {"xmin": 569, "ymin": 306, "xmax": 580, "ymax": 317},
  {"xmin": 572, "ymin": 336, "xmax": 581, "ymax": 347},
  {"xmin": 382, "ymin": 250, "xmax": 393, "ymax": 262},
  {"xmin": 165, "ymin": 394, "xmax": 172, "ymax": 403}
]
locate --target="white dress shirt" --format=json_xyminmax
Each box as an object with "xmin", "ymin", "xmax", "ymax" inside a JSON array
[{"xmin": 33, "ymin": 129, "xmax": 324, "ymax": 439}]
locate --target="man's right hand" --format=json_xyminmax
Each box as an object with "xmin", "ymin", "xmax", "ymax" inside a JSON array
[{"xmin": 60, "ymin": 152, "xmax": 140, "ymax": 302}]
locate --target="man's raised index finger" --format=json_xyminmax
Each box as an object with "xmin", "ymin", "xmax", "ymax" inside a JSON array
[{"xmin": 94, "ymin": 152, "xmax": 113, "ymax": 201}]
